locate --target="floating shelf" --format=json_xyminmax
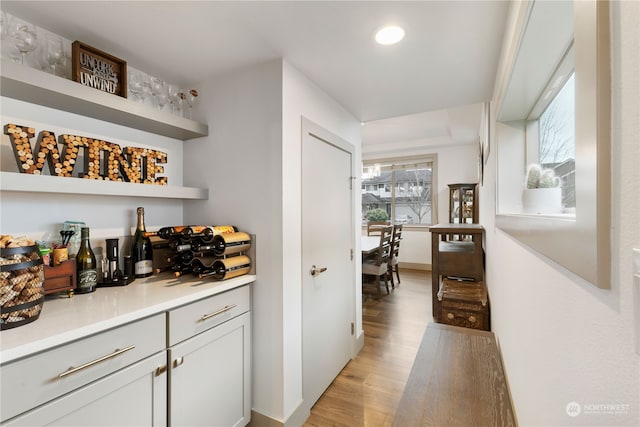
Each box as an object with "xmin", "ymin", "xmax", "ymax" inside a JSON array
[
  {"xmin": 0, "ymin": 172, "xmax": 208, "ymax": 200},
  {"xmin": 0, "ymin": 60, "xmax": 208, "ymax": 140}
]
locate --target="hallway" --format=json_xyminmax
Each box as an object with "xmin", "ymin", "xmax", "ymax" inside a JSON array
[{"xmin": 304, "ymin": 269, "xmax": 432, "ymax": 426}]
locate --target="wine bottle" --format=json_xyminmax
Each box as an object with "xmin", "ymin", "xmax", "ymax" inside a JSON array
[
  {"xmin": 198, "ymin": 255, "xmax": 251, "ymax": 280},
  {"xmin": 131, "ymin": 207, "xmax": 153, "ymax": 278},
  {"xmin": 157, "ymin": 225, "xmax": 238, "ymax": 240},
  {"xmin": 76, "ymin": 227, "xmax": 97, "ymax": 294},
  {"xmin": 212, "ymin": 231, "xmax": 251, "ymax": 256}
]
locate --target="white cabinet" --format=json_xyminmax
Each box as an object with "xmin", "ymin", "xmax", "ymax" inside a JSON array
[
  {"xmin": 168, "ymin": 313, "xmax": 251, "ymax": 427},
  {"xmin": 0, "ymin": 313, "xmax": 166, "ymax": 425},
  {"xmin": 3, "ymin": 351, "xmax": 167, "ymax": 427},
  {"xmin": 167, "ymin": 286, "xmax": 251, "ymax": 427},
  {"xmin": 0, "ymin": 283, "xmax": 253, "ymax": 427}
]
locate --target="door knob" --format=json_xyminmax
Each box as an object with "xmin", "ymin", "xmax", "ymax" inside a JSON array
[{"xmin": 310, "ymin": 265, "xmax": 328, "ymax": 277}]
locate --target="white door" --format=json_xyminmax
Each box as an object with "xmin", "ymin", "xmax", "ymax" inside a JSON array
[{"xmin": 302, "ymin": 118, "xmax": 354, "ymax": 408}]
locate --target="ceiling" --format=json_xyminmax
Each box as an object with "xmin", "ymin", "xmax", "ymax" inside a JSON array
[{"xmin": 1, "ymin": 1, "xmax": 509, "ymax": 149}]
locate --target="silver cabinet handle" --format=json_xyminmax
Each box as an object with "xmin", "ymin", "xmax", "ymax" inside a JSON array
[
  {"xmin": 310, "ymin": 265, "xmax": 328, "ymax": 277},
  {"xmin": 58, "ymin": 345, "xmax": 135, "ymax": 379},
  {"xmin": 200, "ymin": 304, "xmax": 237, "ymax": 322}
]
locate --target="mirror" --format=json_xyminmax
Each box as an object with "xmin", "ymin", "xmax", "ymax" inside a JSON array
[{"xmin": 494, "ymin": 0, "xmax": 611, "ymax": 288}]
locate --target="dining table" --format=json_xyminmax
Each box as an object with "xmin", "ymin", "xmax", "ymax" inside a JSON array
[{"xmin": 361, "ymin": 235, "xmax": 381, "ymax": 256}]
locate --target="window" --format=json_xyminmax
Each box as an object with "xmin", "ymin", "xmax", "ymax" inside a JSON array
[
  {"xmin": 362, "ymin": 156, "xmax": 436, "ymax": 226},
  {"xmin": 527, "ymin": 72, "xmax": 577, "ymax": 210},
  {"xmin": 495, "ymin": 0, "xmax": 611, "ymax": 288},
  {"xmin": 538, "ymin": 73, "xmax": 576, "ymax": 208}
]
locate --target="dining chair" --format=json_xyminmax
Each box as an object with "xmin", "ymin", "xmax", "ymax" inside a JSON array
[
  {"xmin": 388, "ymin": 224, "xmax": 403, "ymax": 288},
  {"xmin": 367, "ymin": 221, "xmax": 390, "ymax": 236},
  {"xmin": 362, "ymin": 225, "xmax": 393, "ymax": 297}
]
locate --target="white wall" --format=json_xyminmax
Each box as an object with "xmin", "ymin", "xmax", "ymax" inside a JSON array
[
  {"xmin": 0, "ymin": 97, "xmax": 184, "ymax": 256},
  {"xmin": 281, "ymin": 60, "xmax": 361, "ymax": 423},
  {"xmin": 182, "ymin": 59, "xmax": 286, "ymax": 422},
  {"xmin": 183, "ymin": 58, "xmax": 361, "ymax": 425},
  {"xmin": 481, "ymin": 1, "xmax": 639, "ymax": 425}
]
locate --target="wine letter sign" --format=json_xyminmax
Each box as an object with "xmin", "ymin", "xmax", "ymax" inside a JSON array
[{"xmin": 4, "ymin": 123, "xmax": 167, "ymax": 185}]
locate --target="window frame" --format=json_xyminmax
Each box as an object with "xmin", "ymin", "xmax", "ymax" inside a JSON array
[
  {"xmin": 361, "ymin": 154, "xmax": 438, "ymax": 229},
  {"xmin": 494, "ymin": 0, "xmax": 611, "ymax": 289}
]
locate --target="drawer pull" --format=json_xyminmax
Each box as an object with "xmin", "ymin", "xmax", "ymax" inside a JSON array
[
  {"xmin": 173, "ymin": 356, "xmax": 185, "ymax": 368},
  {"xmin": 155, "ymin": 365, "xmax": 168, "ymax": 376},
  {"xmin": 200, "ymin": 304, "xmax": 237, "ymax": 322},
  {"xmin": 468, "ymin": 315, "xmax": 477, "ymax": 323},
  {"xmin": 447, "ymin": 312, "xmax": 454, "ymax": 320},
  {"xmin": 58, "ymin": 345, "xmax": 135, "ymax": 379}
]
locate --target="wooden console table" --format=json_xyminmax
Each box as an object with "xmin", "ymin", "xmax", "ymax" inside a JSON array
[
  {"xmin": 429, "ymin": 223, "xmax": 484, "ymax": 321},
  {"xmin": 393, "ymin": 323, "xmax": 516, "ymax": 426}
]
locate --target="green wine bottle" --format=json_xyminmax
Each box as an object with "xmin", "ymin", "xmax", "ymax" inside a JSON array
[
  {"xmin": 76, "ymin": 227, "xmax": 97, "ymax": 294},
  {"xmin": 131, "ymin": 207, "xmax": 153, "ymax": 278}
]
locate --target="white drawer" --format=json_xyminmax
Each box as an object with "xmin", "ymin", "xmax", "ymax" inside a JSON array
[
  {"xmin": 168, "ymin": 285, "xmax": 250, "ymax": 346},
  {"xmin": 1, "ymin": 313, "xmax": 165, "ymax": 422}
]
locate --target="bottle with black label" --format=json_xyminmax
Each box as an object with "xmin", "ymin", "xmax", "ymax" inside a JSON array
[
  {"xmin": 76, "ymin": 227, "xmax": 97, "ymax": 293},
  {"xmin": 131, "ymin": 207, "xmax": 153, "ymax": 278}
]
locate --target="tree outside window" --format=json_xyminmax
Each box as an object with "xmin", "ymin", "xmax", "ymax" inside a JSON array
[{"xmin": 538, "ymin": 73, "xmax": 576, "ymax": 208}]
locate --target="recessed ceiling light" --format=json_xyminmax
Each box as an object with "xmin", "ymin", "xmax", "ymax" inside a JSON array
[{"xmin": 375, "ymin": 26, "xmax": 405, "ymax": 46}]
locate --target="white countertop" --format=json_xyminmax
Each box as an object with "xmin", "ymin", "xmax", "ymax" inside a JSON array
[{"xmin": 0, "ymin": 273, "xmax": 256, "ymax": 364}]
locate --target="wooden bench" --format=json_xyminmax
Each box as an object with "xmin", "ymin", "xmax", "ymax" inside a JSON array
[{"xmin": 393, "ymin": 323, "xmax": 516, "ymax": 426}]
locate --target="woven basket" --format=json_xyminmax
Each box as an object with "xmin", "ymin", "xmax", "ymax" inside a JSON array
[{"xmin": 1, "ymin": 244, "xmax": 45, "ymax": 330}]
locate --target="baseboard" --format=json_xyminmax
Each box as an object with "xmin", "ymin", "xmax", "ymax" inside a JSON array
[
  {"xmin": 399, "ymin": 262, "xmax": 431, "ymax": 271},
  {"xmin": 249, "ymin": 402, "xmax": 310, "ymax": 427},
  {"xmin": 355, "ymin": 329, "xmax": 365, "ymax": 356},
  {"xmin": 248, "ymin": 410, "xmax": 283, "ymax": 427}
]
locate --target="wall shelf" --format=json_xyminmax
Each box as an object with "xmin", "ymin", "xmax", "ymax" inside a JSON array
[
  {"xmin": 0, "ymin": 172, "xmax": 208, "ymax": 200},
  {"xmin": 0, "ymin": 60, "xmax": 208, "ymax": 141}
]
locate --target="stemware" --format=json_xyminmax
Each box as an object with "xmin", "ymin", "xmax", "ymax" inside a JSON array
[
  {"xmin": 11, "ymin": 22, "xmax": 38, "ymax": 65},
  {"xmin": 44, "ymin": 34, "xmax": 63, "ymax": 75},
  {"xmin": 128, "ymin": 71, "xmax": 145, "ymax": 103},
  {"xmin": 135, "ymin": 74, "xmax": 152, "ymax": 106},
  {"xmin": 186, "ymin": 89, "xmax": 198, "ymax": 119},
  {"xmin": 168, "ymin": 84, "xmax": 183, "ymax": 116},
  {"xmin": 0, "ymin": 12, "xmax": 20, "ymax": 63},
  {"xmin": 150, "ymin": 77, "xmax": 168, "ymax": 110},
  {"xmin": 1, "ymin": 12, "xmax": 9, "ymax": 40}
]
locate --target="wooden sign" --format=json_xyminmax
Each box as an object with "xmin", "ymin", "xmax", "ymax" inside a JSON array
[
  {"xmin": 4, "ymin": 124, "xmax": 167, "ymax": 185},
  {"xmin": 72, "ymin": 41, "xmax": 127, "ymax": 98}
]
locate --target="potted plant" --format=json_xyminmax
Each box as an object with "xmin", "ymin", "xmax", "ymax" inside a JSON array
[{"xmin": 522, "ymin": 164, "xmax": 563, "ymax": 214}]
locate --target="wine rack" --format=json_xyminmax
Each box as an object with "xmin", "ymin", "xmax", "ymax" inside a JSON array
[{"xmin": 155, "ymin": 226, "xmax": 252, "ymax": 281}]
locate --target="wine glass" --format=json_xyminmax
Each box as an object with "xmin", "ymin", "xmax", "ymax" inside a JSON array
[
  {"xmin": 1, "ymin": 12, "xmax": 9, "ymax": 40},
  {"xmin": 186, "ymin": 89, "xmax": 198, "ymax": 119},
  {"xmin": 0, "ymin": 12, "xmax": 20, "ymax": 63},
  {"xmin": 150, "ymin": 77, "xmax": 168, "ymax": 110},
  {"xmin": 137, "ymin": 75, "xmax": 152, "ymax": 106},
  {"xmin": 44, "ymin": 34, "xmax": 63, "ymax": 75},
  {"xmin": 168, "ymin": 84, "xmax": 183, "ymax": 116},
  {"xmin": 11, "ymin": 22, "xmax": 38, "ymax": 65},
  {"xmin": 128, "ymin": 71, "xmax": 145, "ymax": 102}
]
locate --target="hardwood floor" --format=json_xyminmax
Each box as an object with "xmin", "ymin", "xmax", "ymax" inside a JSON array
[{"xmin": 304, "ymin": 269, "xmax": 433, "ymax": 427}]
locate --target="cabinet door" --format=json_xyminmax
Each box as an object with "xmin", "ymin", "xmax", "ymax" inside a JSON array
[
  {"xmin": 169, "ymin": 312, "xmax": 251, "ymax": 427},
  {"xmin": 3, "ymin": 352, "xmax": 167, "ymax": 426}
]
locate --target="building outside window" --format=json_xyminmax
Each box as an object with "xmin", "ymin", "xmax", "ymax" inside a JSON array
[{"xmin": 362, "ymin": 157, "xmax": 436, "ymax": 226}]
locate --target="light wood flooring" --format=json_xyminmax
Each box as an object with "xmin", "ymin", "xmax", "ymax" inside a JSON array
[{"xmin": 304, "ymin": 269, "xmax": 433, "ymax": 427}]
